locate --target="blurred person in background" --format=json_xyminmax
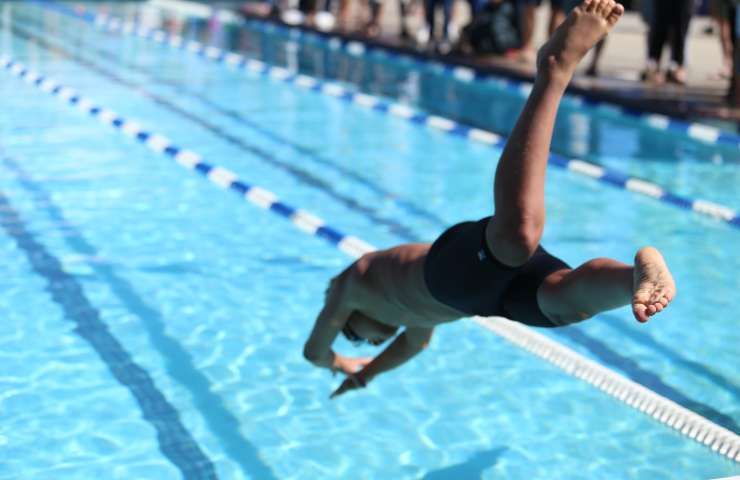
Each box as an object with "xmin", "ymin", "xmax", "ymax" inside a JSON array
[
  {"xmin": 399, "ymin": 0, "xmax": 415, "ymax": 40},
  {"xmin": 362, "ymin": 0, "xmax": 384, "ymax": 36},
  {"xmin": 424, "ymin": 0, "xmax": 455, "ymax": 52},
  {"xmin": 299, "ymin": 0, "xmax": 319, "ymax": 26},
  {"xmin": 642, "ymin": 0, "xmax": 695, "ymax": 85},
  {"xmin": 335, "ymin": 0, "xmax": 352, "ymax": 31},
  {"xmin": 517, "ymin": 0, "xmax": 567, "ymax": 61},
  {"xmin": 455, "ymin": 0, "xmax": 521, "ymax": 55}
]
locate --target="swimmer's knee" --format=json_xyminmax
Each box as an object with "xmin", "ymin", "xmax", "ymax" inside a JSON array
[
  {"xmin": 487, "ymin": 216, "xmax": 543, "ymax": 266},
  {"xmin": 536, "ymin": 269, "xmax": 590, "ymax": 327}
]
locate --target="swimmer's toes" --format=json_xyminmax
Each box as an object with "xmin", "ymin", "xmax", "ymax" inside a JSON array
[
  {"xmin": 607, "ymin": 3, "xmax": 624, "ymax": 25},
  {"xmin": 595, "ymin": 0, "xmax": 609, "ymax": 15},
  {"xmin": 633, "ymin": 304, "xmax": 648, "ymax": 323}
]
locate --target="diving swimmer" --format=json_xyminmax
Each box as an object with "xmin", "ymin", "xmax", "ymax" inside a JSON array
[{"xmin": 303, "ymin": 0, "xmax": 676, "ymax": 399}]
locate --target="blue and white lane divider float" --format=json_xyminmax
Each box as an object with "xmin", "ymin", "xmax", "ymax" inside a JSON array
[
  {"xmin": 0, "ymin": 57, "xmax": 373, "ymax": 260},
  {"xmin": 34, "ymin": 2, "xmax": 740, "ymax": 231},
  {"xmin": 56, "ymin": 0, "xmax": 740, "ymax": 151},
  {"xmin": 2, "ymin": 54, "xmax": 739, "ymax": 463}
]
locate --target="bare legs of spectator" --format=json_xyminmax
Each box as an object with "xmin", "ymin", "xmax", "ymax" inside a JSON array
[
  {"xmin": 364, "ymin": 0, "xmax": 383, "ymax": 36},
  {"xmin": 519, "ymin": 1, "xmax": 566, "ymax": 63},
  {"xmin": 335, "ymin": 0, "xmax": 350, "ymax": 31}
]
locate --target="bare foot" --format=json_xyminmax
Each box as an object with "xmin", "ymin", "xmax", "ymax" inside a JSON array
[
  {"xmin": 632, "ymin": 247, "xmax": 676, "ymax": 323},
  {"xmin": 536, "ymin": 0, "xmax": 624, "ymax": 82}
]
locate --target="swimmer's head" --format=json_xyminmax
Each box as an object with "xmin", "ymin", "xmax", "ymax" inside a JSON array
[{"xmin": 341, "ymin": 311, "xmax": 398, "ymax": 347}]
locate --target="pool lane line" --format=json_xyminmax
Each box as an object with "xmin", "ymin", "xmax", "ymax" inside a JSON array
[
  {"xmin": 0, "ymin": 189, "xmax": 218, "ymax": 480},
  {"xmin": 35, "ymin": 2, "xmax": 740, "ymax": 231},
  {"xmin": 0, "ymin": 154, "xmax": 278, "ymax": 480},
  {"xmin": 52, "ymin": 0, "xmax": 740, "ymax": 150},
  {"xmin": 6, "ymin": 22, "xmax": 425, "ymax": 244},
  {"xmin": 2, "ymin": 55, "xmax": 738, "ymax": 464}
]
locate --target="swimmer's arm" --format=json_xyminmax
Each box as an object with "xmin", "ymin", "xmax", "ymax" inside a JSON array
[
  {"xmin": 330, "ymin": 327, "xmax": 433, "ymax": 398},
  {"xmin": 304, "ymin": 276, "xmax": 358, "ymax": 372},
  {"xmin": 362, "ymin": 327, "xmax": 434, "ymax": 382},
  {"xmin": 303, "ymin": 304, "xmax": 350, "ymax": 371}
]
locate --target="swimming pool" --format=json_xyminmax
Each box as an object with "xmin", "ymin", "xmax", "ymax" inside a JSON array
[{"xmin": 0, "ymin": 1, "xmax": 738, "ymax": 478}]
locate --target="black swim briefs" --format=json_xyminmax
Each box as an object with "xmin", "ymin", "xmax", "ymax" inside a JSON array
[{"xmin": 423, "ymin": 216, "xmax": 571, "ymax": 327}]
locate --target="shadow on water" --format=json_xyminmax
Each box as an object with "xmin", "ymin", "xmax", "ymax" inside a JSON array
[
  {"xmin": 1, "ymin": 155, "xmax": 278, "ymax": 480},
  {"xmin": 422, "ymin": 447, "xmax": 508, "ymax": 480}
]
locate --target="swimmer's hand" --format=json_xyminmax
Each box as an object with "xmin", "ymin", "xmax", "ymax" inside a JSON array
[
  {"xmin": 330, "ymin": 373, "xmax": 367, "ymax": 399},
  {"xmin": 332, "ymin": 354, "xmax": 372, "ymax": 376}
]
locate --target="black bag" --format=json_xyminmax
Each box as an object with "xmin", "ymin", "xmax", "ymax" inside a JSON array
[{"xmin": 466, "ymin": 1, "xmax": 521, "ymax": 54}]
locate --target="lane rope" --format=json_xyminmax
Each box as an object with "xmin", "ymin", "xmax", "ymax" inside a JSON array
[
  {"xmin": 1, "ymin": 54, "xmax": 738, "ymax": 463},
  {"xmin": 33, "ymin": 1, "xmax": 740, "ymax": 231}
]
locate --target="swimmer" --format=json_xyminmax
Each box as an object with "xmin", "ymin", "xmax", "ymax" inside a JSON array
[{"xmin": 303, "ymin": 0, "xmax": 675, "ymax": 399}]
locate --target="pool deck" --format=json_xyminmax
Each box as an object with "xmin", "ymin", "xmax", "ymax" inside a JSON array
[{"xmin": 236, "ymin": 4, "xmax": 740, "ymax": 129}]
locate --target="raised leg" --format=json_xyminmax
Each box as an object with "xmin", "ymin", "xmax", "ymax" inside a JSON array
[
  {"xmin": 538, "ymin": 247, "xmax": 676, "ymax": 324},
  {"xmin": 486, "ymin": 0, "xmax": 624, "ymax": 267}
]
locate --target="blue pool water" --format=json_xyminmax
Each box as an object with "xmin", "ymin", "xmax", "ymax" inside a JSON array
[{"xmin": 0, "ymin": 2, "xmax": 738, "ymax": 478}]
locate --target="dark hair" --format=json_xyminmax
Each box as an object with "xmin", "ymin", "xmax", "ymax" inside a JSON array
[
  {"xmin": 341, "ymin": 322, "xmax": 397, "ymax": 346},
  {"xmin": 341, "ymin": 323, "xmax": 364, "ymax": 344}
]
